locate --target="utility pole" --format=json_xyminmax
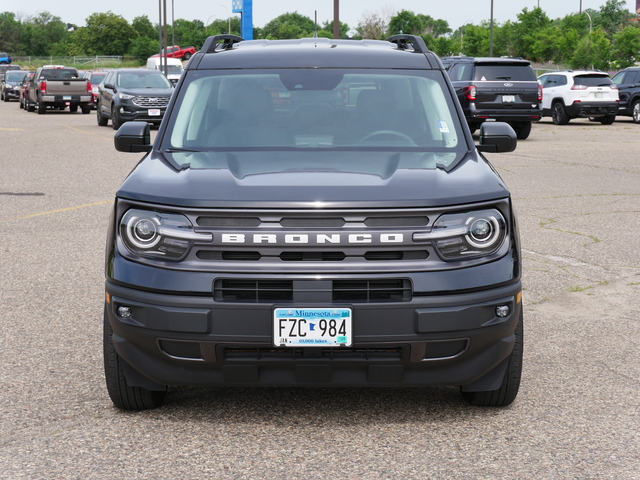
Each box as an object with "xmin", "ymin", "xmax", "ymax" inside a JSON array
[
  {"xmin": 489, "ymin": 0, "xmax": 494, "ymax": 57},
  {"xmin": 333, "ymin": 0, "xmax": 340, "ymax": 39}
]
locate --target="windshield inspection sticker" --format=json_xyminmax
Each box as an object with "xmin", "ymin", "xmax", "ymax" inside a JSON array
[{"xmin": 437, "ymin": 120, "xmax": 450, "ymax": 133}]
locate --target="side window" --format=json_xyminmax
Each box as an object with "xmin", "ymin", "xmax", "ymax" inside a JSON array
[{"xmin": 448, "ymin": 64, "xmax": 471, "ymax": 81}]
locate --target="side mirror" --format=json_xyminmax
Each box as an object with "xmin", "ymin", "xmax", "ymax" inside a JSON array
[
  {"xmin": 104, "ymin": 83, "xmax": 114, "ymax": 90},
  {"xmin": 114, "ymin": 121, "xmax": 152, "ymax": 153},
  {"xmin": 476, "ymin": 122, "xmax": 517, "ymax": 153}
]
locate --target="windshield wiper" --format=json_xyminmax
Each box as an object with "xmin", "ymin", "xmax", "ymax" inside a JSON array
[{"xmin": 165, "ymin": 147, "xmax": 203, "ymax": 153}]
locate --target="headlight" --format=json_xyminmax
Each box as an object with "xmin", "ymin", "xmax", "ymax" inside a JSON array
[
  {"xmin": 413, "ymin": 209, "xmax": 507, "ymax": 261},
  {"xmin": 119, "ymin": 209, "xmax": 212, "ymax": 261},
  {"xmin": 118, "ymin": 93, "xmax": 135, "ymax": 100}
]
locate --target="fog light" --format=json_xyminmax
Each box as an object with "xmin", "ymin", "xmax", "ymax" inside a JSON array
[
  {"xmin": 117, "ymin": 306, "xmax": 132, "ymax": 318},
  {"xmin": 495, "ymin": 305, "xmax": 510, "ymax": 318}
]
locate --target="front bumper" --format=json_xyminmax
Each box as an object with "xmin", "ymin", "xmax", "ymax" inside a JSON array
[
  {"xmin": 105, "ymin": 278, "xmax": 522, "ymax": 390},
  {"xmin": 117, "ymin": 106, "xmax": 166, "ymax": 123}
]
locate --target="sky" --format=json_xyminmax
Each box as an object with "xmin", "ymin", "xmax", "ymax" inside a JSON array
[{"xmin": 11, "ymin": 0, "xmax": 639, "ymax": 32}]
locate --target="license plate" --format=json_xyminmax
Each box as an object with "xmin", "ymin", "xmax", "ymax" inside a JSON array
[
  {"xmin": 63, "ymin": 95, "xmax": 71, "ymax": 100},
  {"xmin": 502, "ymin": 95, "xmax": 516, "ymax": 103},
  {"xmin": 273, "ymin": 307, "xmax": 352, "ymax": 347},
  {"xmin": 594, "ymin": 92, "xmax": 603, "ymax": 98},
  {"xmin": 149, "ymin": 109, "xmax": 161, "ymax": 116}
]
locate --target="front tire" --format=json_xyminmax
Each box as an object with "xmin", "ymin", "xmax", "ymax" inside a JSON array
[
  {"xmin": 104, "ymin": 306, "xmax": 167, "ymax": 410},
  {"xmin": 461, "ymin": 310, "xmax": 523, "ymax": 407},
  {"xmin": 183, "ymin": 52, "xmax": 192, "ymax": 60},
  {"xmin": 632, "ymin": 100, "xmax": 640, "ymax": 124},
  {"xmin": 111, "ymin": 105, "xmax": 122, "ymax": 130},
  {"xmin": 552, "ymin": 102, "xmax": 569, "ymax": 125}
]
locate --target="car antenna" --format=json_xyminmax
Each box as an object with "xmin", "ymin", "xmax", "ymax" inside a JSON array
[{"xmin": 314, "ymin": 11, "xmax": 318, "ymax": 38}]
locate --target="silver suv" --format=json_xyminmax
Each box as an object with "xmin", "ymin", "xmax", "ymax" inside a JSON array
[{"xmin": 538, "ymin": 70, "xmax": 619, "ymax": 124}]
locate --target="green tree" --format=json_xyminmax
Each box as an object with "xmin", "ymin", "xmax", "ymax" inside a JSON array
[
  {"xmin": 355, "ymin": 11, "xmax": 387, "ymax": 40},
  {"xmin": 569, "ymin": 28, "xmax": 611, "ymax": 69},
  {"xmin": 206, "ymin": 17, "xmax": 241, "ymax": 36},
  {"xmin": 132, "ymin": 15, "xmax": 157, "ymax": 40},
  {"xmin": 0, "ymin": 12, "xmax": 22, "ymax": 54},
  {"xmin": 321, "ymin": 20, "xmax": 350, "ymax": 38},
  {"xmin": 261, "ymin": 12, "xmax": 315, "ymax": 39},
  {"xmin": 511, "ymin": 7, "xmax": 552, "ymax": 58},
  {"xmin": 387, "ymin": 10, "xmax": 424, "ymax": 36},
  {"xmin": 461, "ymin": 24, "xmax": 490, "ymax": 56},
  {"xmin": 596, "ymin": 0, "xmax": 633, "ymax": 36},
  {"xmin": 531, "ymin": 26, "xmax": 563, "ymax": 62},
  {"xmin": 72, "ymin": 11, "xmax": 138, "ymax": 55},
  {"xmin": 610, "ymin": 24, "xmax": 640, "ymax": 68}
]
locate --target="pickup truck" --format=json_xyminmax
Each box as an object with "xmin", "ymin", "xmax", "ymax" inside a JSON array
[
  {"xmin": 26, "ymin": 65, "xmax": 92, "ymax": 114},
  {"xmin": 151, "ymin": 45, "xmax": 196, "ymax": 61}
]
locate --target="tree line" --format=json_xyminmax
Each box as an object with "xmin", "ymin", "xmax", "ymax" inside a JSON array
[{"xmin": 1, "ymin": 0, "xmax": 638, "ymax": 70}]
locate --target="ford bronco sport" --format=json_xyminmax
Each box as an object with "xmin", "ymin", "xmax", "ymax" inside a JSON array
[{"xmin": 104, "ymin": 35, "xmax": 523, "ymax": 410}]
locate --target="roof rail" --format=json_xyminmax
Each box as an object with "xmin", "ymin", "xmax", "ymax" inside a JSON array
[
  {"xmin": 201, "ymin": 35, "xmax": 244, "ymax": 53},
  {"xmin": 387, "ymin": 35, "xmax": 429, "ymax": 53}
]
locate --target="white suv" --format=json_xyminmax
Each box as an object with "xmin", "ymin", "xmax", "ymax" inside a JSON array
[{"xmin": 538, "ymin": 70, "xmax": 619, "ymax": 125}]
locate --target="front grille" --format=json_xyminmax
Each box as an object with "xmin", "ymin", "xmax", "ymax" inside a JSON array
[
  {"xmin": 214, "ymin": 279, "xmax": 294, "ymax": 302},
  {"xmin": 133, "ymin": 96, "xmax": 170, "ymax": 108},
  {"xmin": 196, "ymin": 250, "xmax": 428, "ymax": 262},
  {"xmin": 333, "ymin": 279, "xmax": 412, "ymax": 302},
  {"xmin": 224, "ymin": 346, "xmax": 404, "ymax": 361},
  {"xmin": 214, "ymin": 278, "xmax": 412, "ymax": 303}
]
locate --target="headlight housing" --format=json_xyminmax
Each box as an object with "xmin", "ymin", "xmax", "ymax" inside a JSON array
[
  {"xmin": 118, "ymin": 92, "xmax": 135, "ymax": 100},
  {"xmin": 422, "ymin": 209, "xmax": 507, "ymax": 261},
  {"xmin": 119, "ymin": 209, "xmax": 212, "ymax": 261}
]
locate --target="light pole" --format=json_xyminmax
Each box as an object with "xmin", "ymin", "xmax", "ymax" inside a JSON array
[
  {"xmin": 219, "ymin": 4, "xmax": 231, "ymax": 34},
  {"xmin": 489, "ymin": 0, "xmax": 494, "ymax": 57}
]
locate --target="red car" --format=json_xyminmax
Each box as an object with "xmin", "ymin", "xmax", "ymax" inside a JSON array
[
  {"xmin": 19, "ymin": 72, "xmax": 34, "ymax": 110},
  {"xmin": 84, "ymin": 71, "xmax": 108, "ymax": 108},
  {"xmin": 151, "ymin": 45, "xmax": 196, "ymax": 61}
]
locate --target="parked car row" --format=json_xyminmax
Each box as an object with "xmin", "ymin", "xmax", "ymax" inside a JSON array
[
  {"xmin": 440, "ymin": 57, "xmax": 640, "ymax": 138},
  {"xmin": 3, "ymin": 60, "xmax": 639, "ymax": 135}
]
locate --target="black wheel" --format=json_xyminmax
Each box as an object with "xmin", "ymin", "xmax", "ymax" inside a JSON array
[
  {"xmin": 598, "ymin": 114, "xmax": 615, "ymax": 125},
  {"xmin": 26, "ymin": 100, "xmax": 35, "ymax": 112},
  {"xmin": 97, "ymin": 103, "xmax": 108, "ymax": 126},
  {"xmin": 19, "ymin": 97, "xmax": 24, "ymax": 109},
  {"xmin": 104, "ymin": 306, "xmax": 167, "ymax": 410},
  {"xmin": 183, "ymin": 52, "xmax": 191, "ymax": 60},
  {"xmin": 37, "ymin": 101, "xmax": 46, "ymax": 114},
  {"xmin": 111, "ymin": 105, "xmax": 122, "ymax": 130},
  {"xmin": 81, "ymin": 105, "xmax": 91, "ymax": 114},
  {"xmin": 2, "ymin": 92, "xmax": 8, "ymax": 102},
  {"xmin": 461, "ymin": 310, "xmax": 523, "ymax": 407},
  {"xmin": 69, "ymin": 104, "xmax": 78, "ymax": 113},
  {"xmin": 509, "ymin": 122, "xmax": 532, "ymax": 140},
  {"xmin": 632, "ymin": 100, "xmax": 640, "ymax": 124},
  {"xmin": 551, "ymin": 102, "xmax": 569, "ymax": 125}
]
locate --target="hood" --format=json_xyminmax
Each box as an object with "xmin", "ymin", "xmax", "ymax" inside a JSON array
[{"xmin": 117, "ymin": 152, "xmax": 509, "ymax": 209}]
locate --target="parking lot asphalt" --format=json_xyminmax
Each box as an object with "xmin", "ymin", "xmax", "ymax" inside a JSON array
[{"xmin": 0, "ymin": 102, "xmax": 638, "ymax": 479}]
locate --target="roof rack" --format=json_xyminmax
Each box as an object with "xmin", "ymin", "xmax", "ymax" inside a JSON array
[
  {"xmin": 387, "ymin": 35, "xmax": 429, "ymax": 53},
  {"xmin": 201, "ymin": 35, "xmax": 244, "ymax": 53}
]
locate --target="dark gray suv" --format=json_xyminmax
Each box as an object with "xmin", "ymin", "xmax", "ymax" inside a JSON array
[
  {"xmin": 105, "ymin": 35, "xmax": 522, "ymax": 410},
  {"xmin": 96, "ymin": 68, "xmax": 173, "ymax": 129},
  {"xmin": 441, "ymin": 56, "xmax": 542, "ymax": 139}
]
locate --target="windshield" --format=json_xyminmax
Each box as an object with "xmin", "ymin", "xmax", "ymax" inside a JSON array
[
  {"xmin": 116, "ymin": 71, "xmax": 172, "ymax": 88},
  {"xmin": 5, "ymin": 71, "xmax": 27, "ymax": 82},
  {"xmin": 162, "ymin": 69, "xmax": 465, "ymax": 174}
]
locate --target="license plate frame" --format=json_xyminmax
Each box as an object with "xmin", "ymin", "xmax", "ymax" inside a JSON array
[
  {"xmin": 502, "ymin": 95, "xmax": 516, "ymax": 103},
  {"xmin": 148, "ymin": 109, "xmax": 161, "ymax": 116},
  {"xmin": 273, "ymin": 307, "xmax": 352, "ymax": 347}
]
